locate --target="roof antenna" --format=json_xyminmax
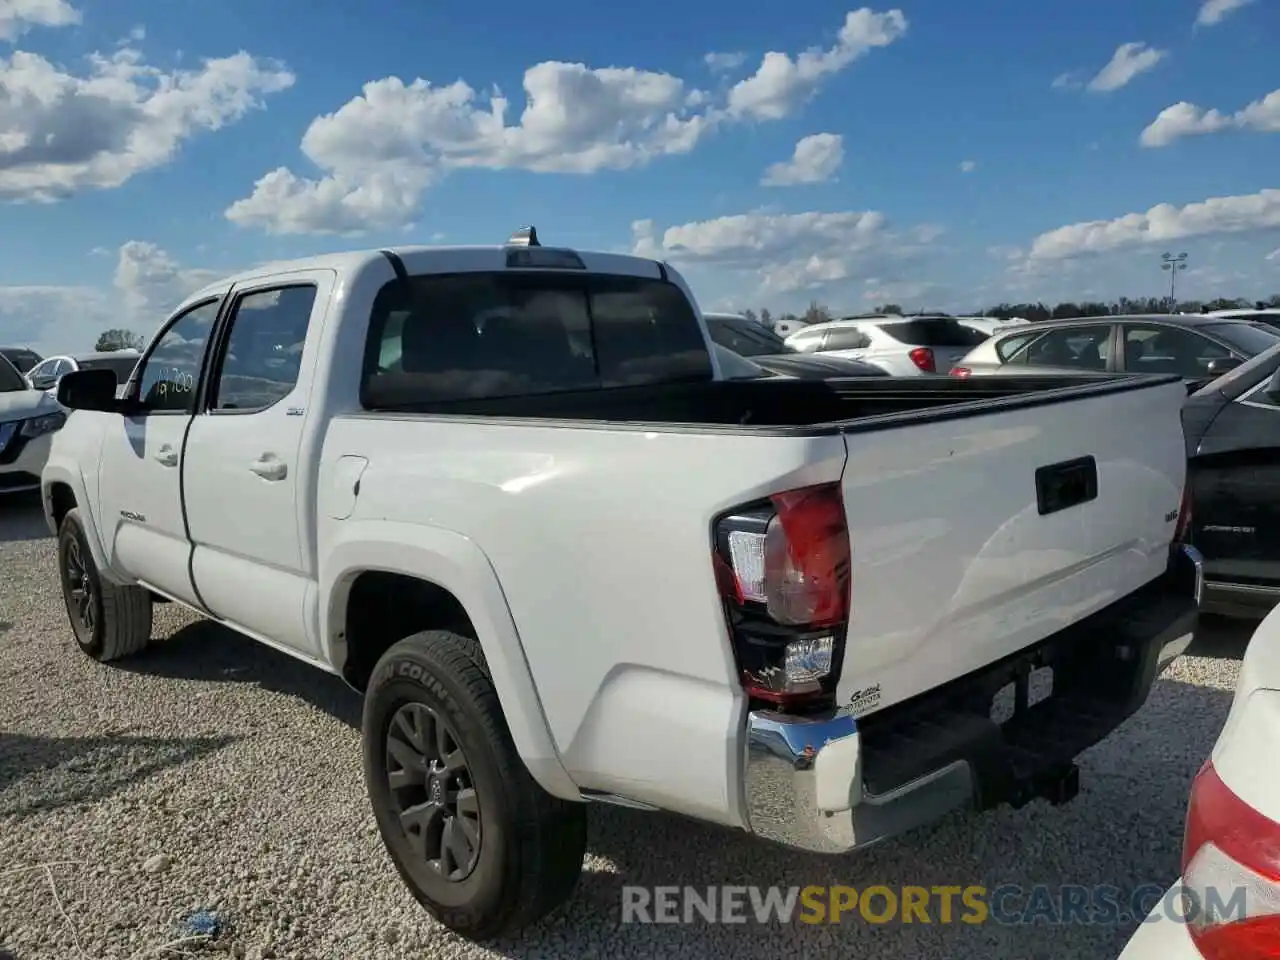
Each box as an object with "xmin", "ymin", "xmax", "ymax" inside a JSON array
[{"xmin": 508, "ymin": 225, "xmax": 540, "ymax": 247}]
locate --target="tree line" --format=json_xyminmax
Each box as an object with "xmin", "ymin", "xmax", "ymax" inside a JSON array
[{"xmin": 739, "ymin": 295, "xmax": 1280, "ymax": 330}]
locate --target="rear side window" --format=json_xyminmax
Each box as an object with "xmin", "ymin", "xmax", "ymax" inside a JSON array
[
  {"xmin": 996, "ymin": 332, "xmax": 1038, "ymax": 362},
  {"xmin": 822, "ymin": 327, "xmax": 872, "ymax": 350},
  {"xmin": 875, "ymin": 319, "xmax": 989, "ymax": 348},
  {"xmin": 361, "ymin": 272, "xmax": 712, "ymax": 407}
]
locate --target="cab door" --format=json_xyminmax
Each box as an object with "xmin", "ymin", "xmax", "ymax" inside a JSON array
[
  {"xmin": 96, "ymin": 297, "xmax": 225, "ymax": 606},
  {"xmin": 182, "ymin": 273, "xmax": 333, "ymax": 656}
]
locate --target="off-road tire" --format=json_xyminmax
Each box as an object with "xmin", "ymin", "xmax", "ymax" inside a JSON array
[
  {"xmin": 362, "ymin": 630, "xmax": 587, "ymax": 940},
  {"xmin": 57, "ymin": 508, "xmax": 153, "ymax": 661}
]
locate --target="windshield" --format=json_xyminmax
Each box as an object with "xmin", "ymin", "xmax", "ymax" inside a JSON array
[
  {"xmin": 704, "ymin": 317, "xmax": 790, "ymax": 357},
  {"xmin": 80, "ymin": 355, "xmax": 141, "ymax": 383},
  {"xmin": 1, "ymin": 348, "xmax": 42, "ymax": 373},
  {"xmin": 0, "ymin": 354, "xmax": 29, "ymax": 392},
  {"xmin": 1202, "ymin": 321, "xmax": 1280, "ymax": 356}
]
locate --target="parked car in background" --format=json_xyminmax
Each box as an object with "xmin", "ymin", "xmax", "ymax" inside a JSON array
[
  {"xmin": 951, "ymin": 315, "xmax": 1280, "ymax": 391},
  {"xmin": 953, "ymin": 316, "xmax": 1031, "ymax": 338},
  {"xmin": 1117, "ymin": 602, "xmax": 1280, "ymax": 960},
  {"xmin": 1208, "ymin": 306, "xmax": 1280, "ymax": 332},
  {"xmin": 710, "ymin": 344, "xmax": 887, "ymax": 380},
  {"xmin": 784, "ymin": 315, "xmax": 990, "ymax": 375},
  {"xmin": 703, "ymin": 313, "xmax": 888, "ymax": 377},
  {"xmin": 1180, "ymin": 341, "xmax": 1280, "ymax": 618},
  {"xmin": 0, "ymin": 353, "xmax": 65, "ymax": 494},
  {"xmin": 1, "ymin": 346, "xmax": 43, "ymax": 375},
  {"xmin": 28, "ymin": 350, "xmax": 141, "ymax": 398}
]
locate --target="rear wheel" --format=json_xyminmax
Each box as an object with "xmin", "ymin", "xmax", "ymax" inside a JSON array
[
  {"xmin": 362, "ymin": 630, "xmax": 586, "ymax": 940},
  {"xmin": 57, "ymin": 508, "xmax": 153, "ymax": 661}
]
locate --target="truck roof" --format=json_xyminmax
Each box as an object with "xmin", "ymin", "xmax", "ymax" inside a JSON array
[{"xmin": 188, "ymin": 243, "xmax": 672, "ymax": 304}]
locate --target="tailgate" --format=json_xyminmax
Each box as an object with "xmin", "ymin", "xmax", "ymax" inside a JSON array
[{"xmin": 835, "ymin": 376, "xmax": 1188, "ymax": 717}]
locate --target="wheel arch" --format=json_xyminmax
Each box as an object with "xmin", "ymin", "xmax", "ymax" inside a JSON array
[{"xmin": 323, "ymin": 522, "xmax": 580, "ymax": 801}]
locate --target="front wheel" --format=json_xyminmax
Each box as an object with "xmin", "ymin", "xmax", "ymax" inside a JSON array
[
  {"xmin": 362, "ymin": 630, "xmax": 586, "ymax": 940},
  {"xmin": 57, "ymin": 508, "xmax": 153, "ymax": 662}
]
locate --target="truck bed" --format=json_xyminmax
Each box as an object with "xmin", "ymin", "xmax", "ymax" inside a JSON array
[{"xmin": 361, "ymin": 371, "xmax": 1169, "ymax": 433}]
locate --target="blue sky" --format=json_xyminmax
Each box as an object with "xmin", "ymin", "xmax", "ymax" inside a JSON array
[{"xmin": 0, "ymin": 0, "xmax": 1277, "ymax": 354}]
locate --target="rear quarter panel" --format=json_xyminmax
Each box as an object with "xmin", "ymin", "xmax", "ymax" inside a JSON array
[{"xmin": 318, "ymin": 415, "xmax": 848, "ymax": 826}]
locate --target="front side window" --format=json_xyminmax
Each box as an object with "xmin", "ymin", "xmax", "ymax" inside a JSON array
[
  {"xmin": 210, "ymin": 286, "xmax": 317, "ymax": 411},
  {"xmin": 134, "ymin": 300, "xmax": 220, "ymax": 412},
  {"xmin": 1122, "ymin": 325, "xmax": 1231, "ymax": 376},
  {"xmin": 1015, "ymin": 325, "xmax": 1112, "ymax": 370},
  {"xmin": 361, "ymin": 272, "xmax": 712, "ymax": 407},
  {"xmin": 786, "ymin": 330, "xmax": 827, "ymax": 353}
]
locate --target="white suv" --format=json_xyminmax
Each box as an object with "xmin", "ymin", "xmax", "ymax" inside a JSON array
[{"xmin": 784, "ymin": 315, "xmax": 990, "ymax": 376}]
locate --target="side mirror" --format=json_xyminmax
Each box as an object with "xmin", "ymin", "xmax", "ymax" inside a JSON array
[
  {"xmin": 57, "ymin": 368, "xmax": 122, "ymax": 412},
  {"xmin": 1205, "ymin": 357, "xmax": 1242, "ymax": 376}
]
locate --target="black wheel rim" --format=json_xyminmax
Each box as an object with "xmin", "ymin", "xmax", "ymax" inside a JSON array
[
  {"xmin": 385, "ymin": 702, "xmax": 482, "ymax": 882},
  {"xmin": 62, "ymin": 538, "xmax": 96, "ymax": 635}
]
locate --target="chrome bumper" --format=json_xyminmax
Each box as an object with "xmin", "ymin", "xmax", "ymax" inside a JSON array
[
  {"xmin": 742, "ymin": 543, "xmax": 1205, "ymax": 855},
  {"xmin": 743, "ymin": 710, "xmax": 861, "ymax": 853}
]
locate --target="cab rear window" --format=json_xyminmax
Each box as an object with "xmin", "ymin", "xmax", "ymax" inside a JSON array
[{"xmin": 361, "ymin": 272, "xmax": 713, "ymax": 408}]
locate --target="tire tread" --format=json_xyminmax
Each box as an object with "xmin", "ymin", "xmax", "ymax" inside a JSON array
[{"xmin": 369, "ymin": 630, "xmax": 586, "ymax": 939}]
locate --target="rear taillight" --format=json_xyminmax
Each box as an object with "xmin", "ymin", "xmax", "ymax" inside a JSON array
[
  {"xmin": 712, "ymin": 483, "xmax": 851, "ymax": 712},
  {"xmin": 950, "ymin": 366, "xmax": 972, "ymax": 378},
  {"xmin": 1175, "ymin": 481, "xmax": 1193, "ymax": 543},
  {"xmin": 908, "ymin": 347, "xmax": 935, "ymax": 373},
  {"xmin": 1181, "ymin": 761, "xmax": 1280, "ymax": 959}
]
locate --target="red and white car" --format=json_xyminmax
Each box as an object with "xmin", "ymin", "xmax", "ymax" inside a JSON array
[{"xmin": 1119, "ymin": 605, "xmax": 1280, "ymax": 958}]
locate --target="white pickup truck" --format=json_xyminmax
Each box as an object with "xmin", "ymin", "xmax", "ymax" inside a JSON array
[{"xmin": 43, "ymin": 229, "xmax": 1203, "ymax": 939}]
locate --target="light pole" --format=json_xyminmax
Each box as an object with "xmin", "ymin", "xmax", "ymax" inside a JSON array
[{"xmin": 1161, "ymin": 252, "xmax": 1188, "ymax": 308}]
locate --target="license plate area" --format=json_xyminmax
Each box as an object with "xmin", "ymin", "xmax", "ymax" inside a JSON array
[{"xmin": 1035, "ymin": 455, "xmax": 1097, "ymax": 516}]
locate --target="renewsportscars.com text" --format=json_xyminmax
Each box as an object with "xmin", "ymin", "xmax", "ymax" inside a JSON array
[{"xmin": 621, "ymin": 883, "xmax": 1245, "ymax": 927}]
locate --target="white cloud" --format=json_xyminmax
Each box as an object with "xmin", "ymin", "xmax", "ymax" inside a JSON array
[
  {"xmin": 1196, "ymin": 0, "xmax": 1256, "ymax": 27},
  {"xmin": 631, "ymin": 207, "xmax": 936, "ymax": 296},
  {"xmin": 960, "ymin": 159, "xmax": 976, "ymax": 173},
  {"xmin": 1086, "ymin": 42, "xmax": 1167, "ymax": 93},
  {"xmin": 0, "ymin": 0, "xmax": 79, "ymax": 41},
  {"xmin": 1026, "ymin": 188, "xmax": 1280, "ymax": 261},
  {"xmin": 113, "ymin": 240, "xmax": 220, "ymax": 317},
  {"xmin": 704, "ymin": 51, "xmax": 747, "ymax": 73},
  {"xmin": 1051, "ymin": 72, "xmax": 1080, "ymax": 90},
  {"xmin": 725, "ymin": 8, "xmax": 907, "ymax": 120},
  {"xmin": 225, "ymin": 7, "xmax": 908, "ymax": 235},
  {"xmin": 1140, "ymin": 88, "xmax": 1280, "ymax": 147},
  {"xmin": 0, "ymin": 242, "xmax": 218, "ymax": 355},
  {"xmin": 761, "ymin": 132, "xmax": 843, "ymax": 185},
  {"xmin": 1267, "ymin": 247, "xmax": 1280, "ymax": 262},
  {"xmin": 0, "ymin": 42, "xmax": 295, "ymax": 201}
]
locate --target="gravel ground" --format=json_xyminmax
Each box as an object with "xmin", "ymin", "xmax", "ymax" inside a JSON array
[{"xmin": 0, "ymin": 490, "xmax": 1253, "ymax": 960}]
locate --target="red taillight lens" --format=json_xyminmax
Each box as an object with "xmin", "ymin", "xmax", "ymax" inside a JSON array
[
  {"xmin": 950, "ymin": 366, "xmax": 972, "ymax": 378},
  {"xmin": 1181, "ymin": 761, "xmax": 1280, "ymax": 959},
  {"xmin": 1175, "ymin": 482, "xmax": 1193, "ymax": 543},
  {"xmin": 713, "ymin": 483, "xmax": 851, "ymax": 711},
  {"xmin": 908, "ymin": 347, "xmax": 935, "ymax": 373}
]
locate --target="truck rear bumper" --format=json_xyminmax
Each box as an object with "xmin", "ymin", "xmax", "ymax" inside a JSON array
[{"xmin": 742, "ymin": 543, "xmax": 1203, "ymax": 854}]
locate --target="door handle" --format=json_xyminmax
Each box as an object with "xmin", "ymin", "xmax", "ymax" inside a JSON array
[
  {"xmin": 249, "ymin": 455, "xmax": 287, "ymax": 481},
  {"xmin": 153, "ymin": 445, "xmax": 178, "ymax": 467}
]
